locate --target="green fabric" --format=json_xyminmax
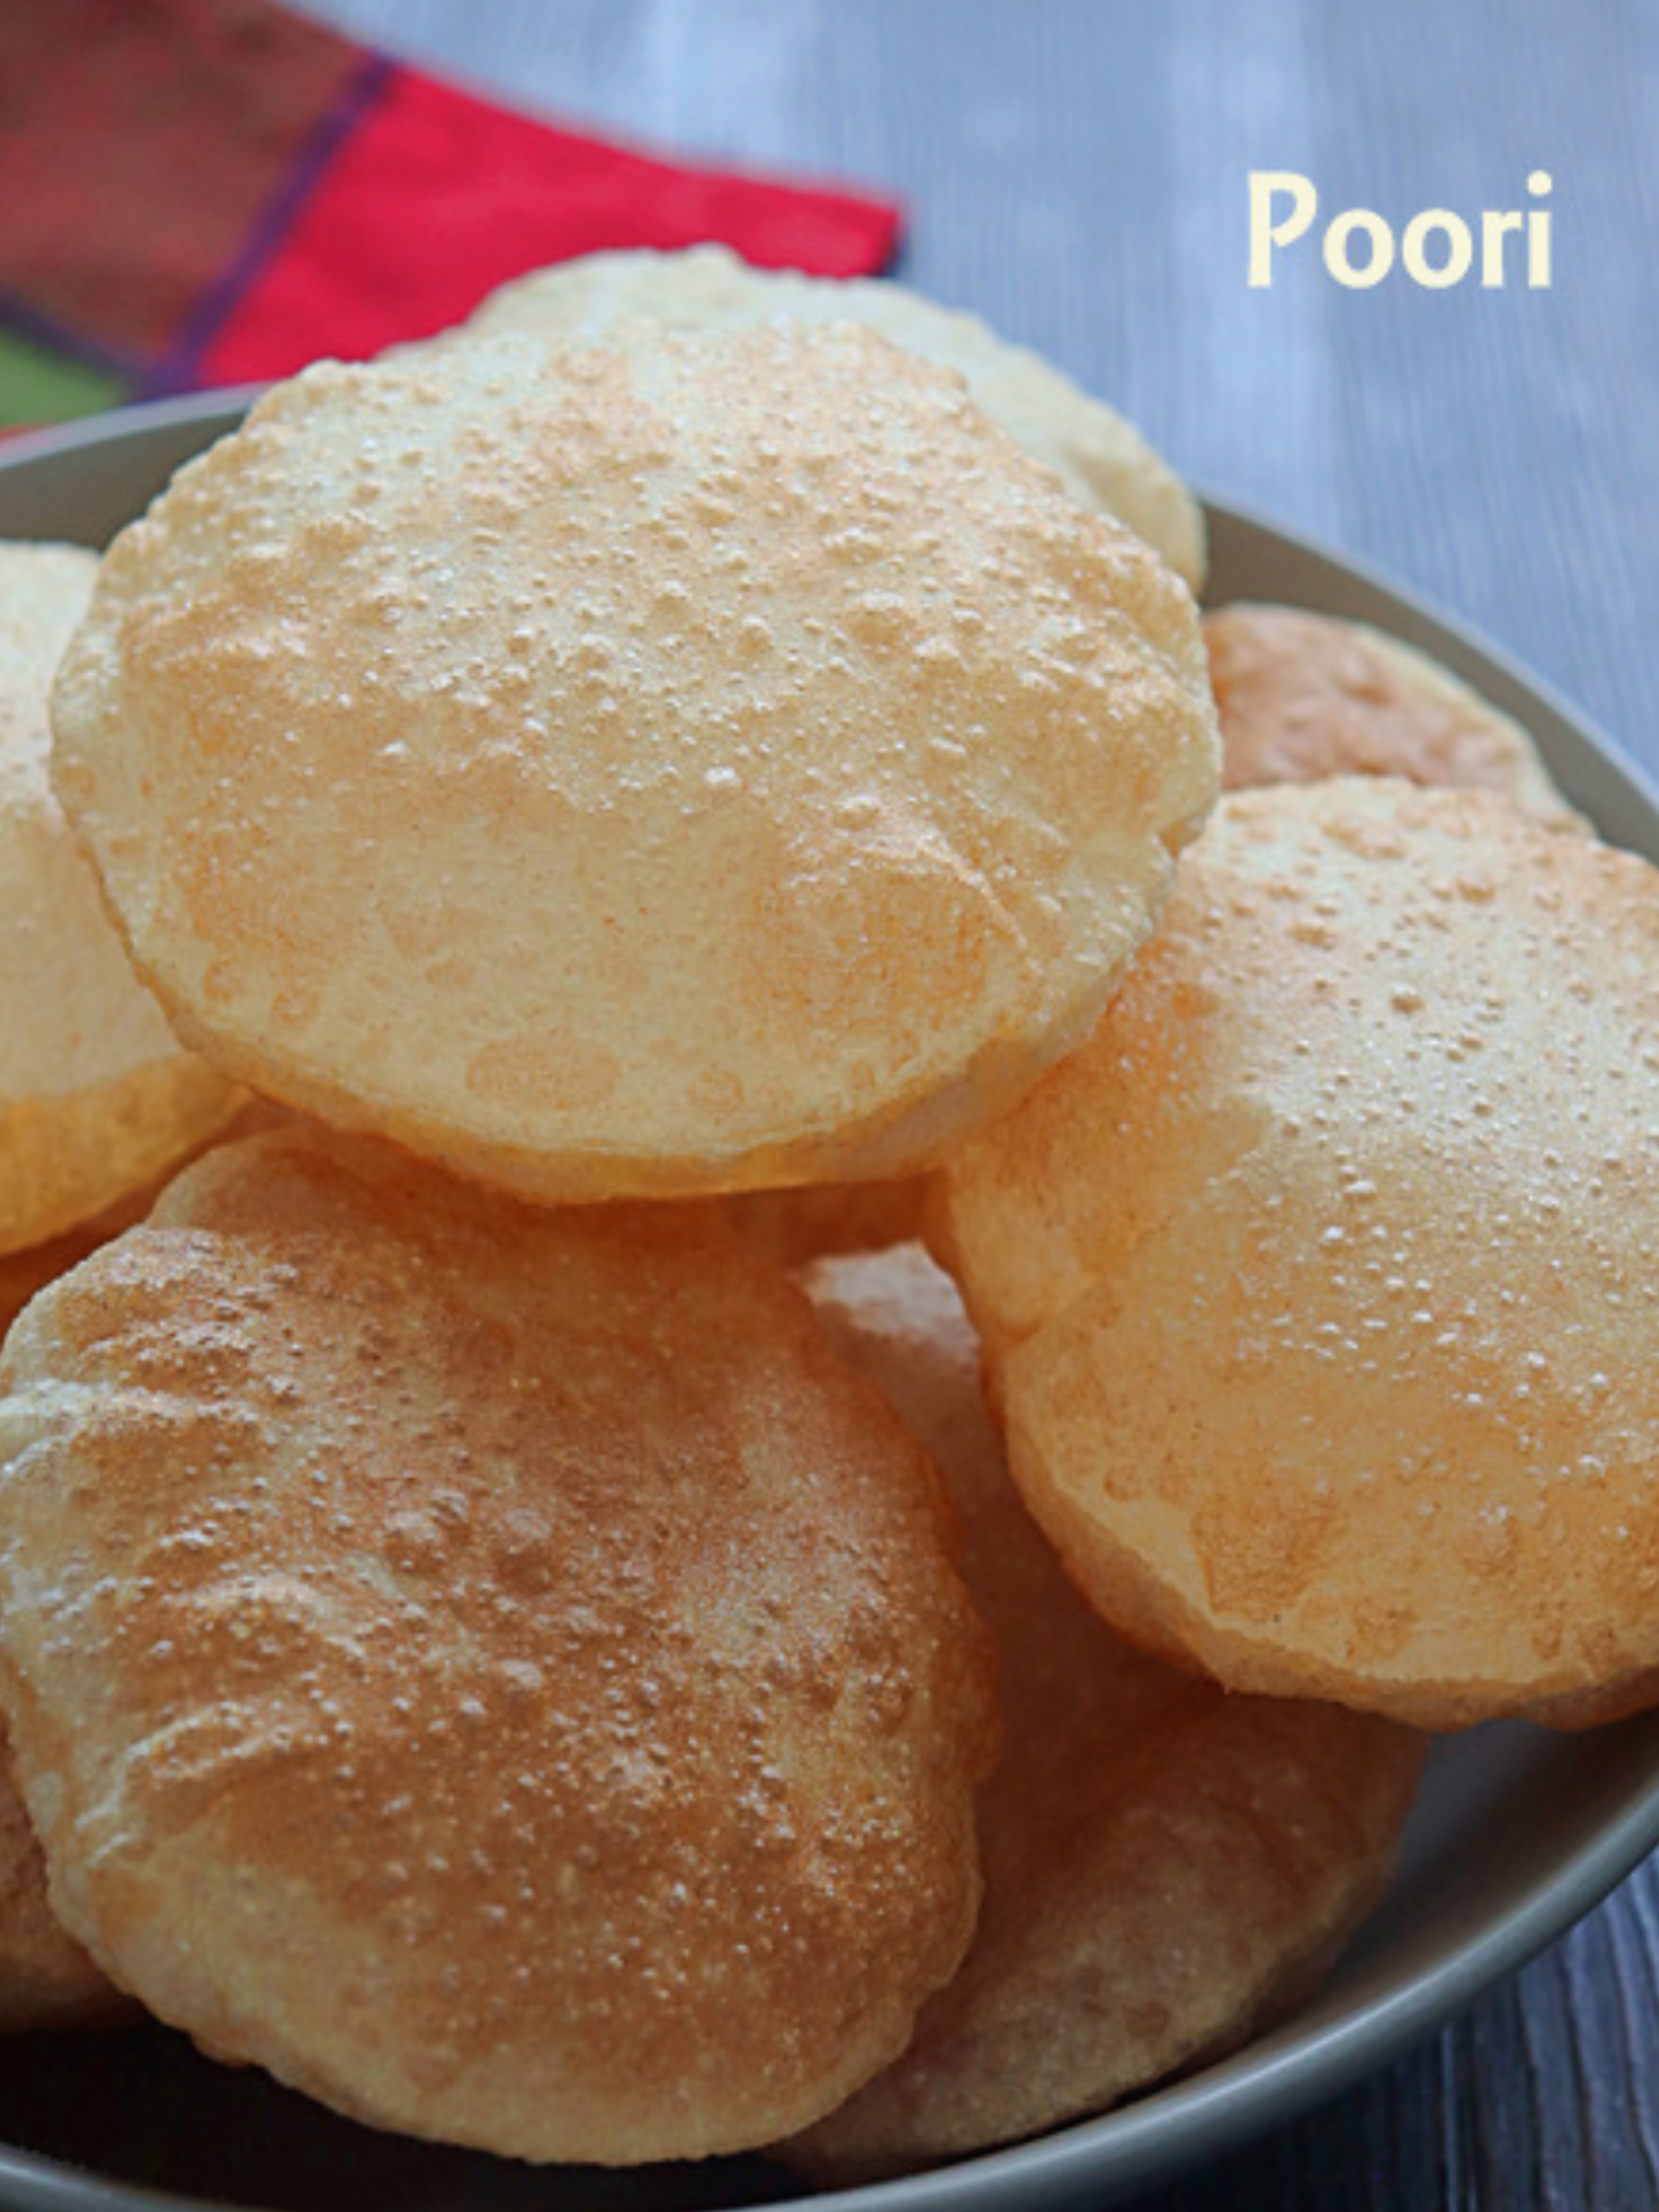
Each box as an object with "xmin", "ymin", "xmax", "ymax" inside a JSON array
[{"xmin": 0, "ymin": 327, "xmax": 125, "ymax": 429}]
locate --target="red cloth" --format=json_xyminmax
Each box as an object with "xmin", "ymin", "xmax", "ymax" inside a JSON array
[
  {"xmin": 201, "ymin": 63, "xmax": 900, "ymax": 385},
  {"xmin": 0, "ymin": 0, "xmax": 365, "ymax": 361},
  {"xmin": 0, "ymin": 0, "xmax": 903, "ymax": 422}
]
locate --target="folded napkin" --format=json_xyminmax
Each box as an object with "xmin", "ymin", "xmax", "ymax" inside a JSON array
[{"xmin": 0, "ymin": 0, "xmax": 902, "ymax": 428}]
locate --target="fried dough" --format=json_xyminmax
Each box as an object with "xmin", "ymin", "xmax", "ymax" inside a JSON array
[
  {"xmin": 1204, "ymin": 602, "xmax": 1580, "ymax": 827},
  {"xmin": 0, "ymin": 1736, "xmax": 121, "ymax": 2032},
  {"xmin": 0, "ymin": 1127, "xmax": 996, "ymax": 2160},
  {"xmin": 788, "ymin": 1245, "xmax": 1422, "ymax": 2175},
  {"xmin": 459, "ymin": 244, "xmax": 1206, "ymax": 589},
  {"xmin": 0, "ymin": 541, "xmax": 242, "ymax": 1253},
  {"xmin": 0, "ymin": 1100, "xmax": 291, "ymax": 1346},
  {"xmin": 51, "ymin": 325, "xmax": 1217, "ymax": 1202},
  {"xmin": 727, "ymin": 1176, "xmax": 929, "ymax": 1266},
  {"xmin": 935, "ymin": 779, "xmax": 1659, "ymax": 1729}
]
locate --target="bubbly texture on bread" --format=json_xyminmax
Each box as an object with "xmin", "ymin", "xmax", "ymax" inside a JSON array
[
  {"xmin": 0, "ymin": 540, "xmax": 241, "ymax": 1254},
  {"xmin": 51, "ymin": 324, "xmax": 1217, "ymax": 1203},
  {"xmin": 787, "ymin": 1245, "xmax": 1422, "ymax": 2178},
  {"xmin": 0, "ymin": 1126, "xmax": 997, "ymax": 2161},
  {"xmin": 452, "ymin": 243, "xmax": 1208, "ymax": 590},
  {"xmin": 936, "ymin": 779, "xmax": 1659, "ymax": 1730}
]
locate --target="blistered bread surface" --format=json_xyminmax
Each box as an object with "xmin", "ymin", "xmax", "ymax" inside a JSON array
[
  {"xmin": 936, "ymin": 779, "xmax": 1659, "ymax": 1729},
  {"xmin": 462, "ymin": 244, "xmax": 1207, "ymax": 589},
  {"xmin": 726, "ymin": 1175, "xmax": 930, "ymax": 1267},
  {"xmin": 789, "ymin": 1245, "xmax": 1422, "ymax": 2175},
  {"xmin": 1204, "ymin": 602, "xmax": 1581, "ymax": 828},
  {"xmin": 0, "ymin": 1127, "xmax": 996, "ymax": 2160},
  {"xmin": 0, "ymin": 541, "xmax": 241, "ymax": 1251},
  {"xmin": 51, "ymin": 325, "xmax": 1217, "ymax": 1201}
]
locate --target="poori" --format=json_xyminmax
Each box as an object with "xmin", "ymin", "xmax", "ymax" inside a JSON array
[
  {"xmin": 459, "ymin": 244, "xmax": 1208, "ymax": 590},
  {"xmin": 0, "ymin": 1737, "xmax": 121, "ymax": 2033},
  {"xmin": 0, "ymin": 540, "xmax": 242, "ymax": 1255},
  {"xmin": 1204, "ymin": 601, "xmax": 1580, "ymax": 827},
  {"xmin": 934, "ymin": 778, "xmax": 1659, "ymax": 1730},
  {"xmin": 0, "ymin": 1125, "xmax": 996, "ymax": 2161},
  {"xmin": 50, "ymin": 323, "xmax": 1218, "ymax": 1202},
  {"xmin": 789, "ymin": 1244, "xmax": 1423, "ymax": 2176},
  {"xmin": 0, "ymin": 1098, "xmax": 291, "ymax": 1346}
]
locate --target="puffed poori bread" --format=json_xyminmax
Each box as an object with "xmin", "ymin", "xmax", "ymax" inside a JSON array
[
  {"xmin": 1204, "ymin": 602, "xmax": 1581, "ymax": 828},
  {"xmin": 0, "ymin": 1215, "xmax": 123, "ymax": 1346},
  {"xmin": 934, "ymin": 778, "xmax": 1659, "ymax": 1731},
  {"xmin": 0, "ymin": 1102, "xmax": 294, "ymax": 2038},
  {"xmin": 786, "ymin": 1245, "xmax": 1423, "ymax": 2177},
  {"xmin": 0, "ymin": 1099, "xmax": 293, "ymax": 1346},
  {"xmin": 457, "ymin": 244, "xmax": 1207, "ymax": 591},
  {"xmin": 0, "ymin": 1737, "xmax": 122, "ymax": 2032},
  {"xmin": 0, "ymin": 541, "xmax": 243, "ymax": 1254},
  {"xmin": 0, "ymin": 1125, "xmax": 996, "ymax": 2161},
  {"xmin": 51, "ymin": 325, "xmax": 1218, "ymax": 1203}
]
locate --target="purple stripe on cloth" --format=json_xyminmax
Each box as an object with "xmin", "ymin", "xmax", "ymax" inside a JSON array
[
  {"xmin": 0, "ymin": 284, "xmax": 143, "ymax": 382},
  {"xmin": 140, "ymin": 48, "xmax": 397, "ymax": 399}
]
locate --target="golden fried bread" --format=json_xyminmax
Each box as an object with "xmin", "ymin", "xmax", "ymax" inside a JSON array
[
  {"xmin": 1205, "ymin": 602, "xmax": 1580, "ymax": 827},
  {"xmin": 0, "ymin": 1217, "xmax": 119, "ymax": 1344},
  {"xmin": 789, "ymin": 1245, "xmax": 1422, "ymax": 2176},
  {"xmin": 0, "ymin": 1127, "xmax": 996, "ymax": 2160},
  {"xmin": 461, "ymin": 244, "xmax": 1206, "ymax": 589},
  {"xmin": 935, "ymin": 779, "xmax": 1659, "ymax": 1730},
  {"xmin": 0, "ymin": 1735, "xmax": 122, "ymax": 2032},
  {"xmin": 51, "ymin": 326, "xmax": 1217, "ymax": 1203},
  {"xmin": 0, "ymin": 1100, "xmax": 292, "ymax": 1346},
  {"xmin": 0, "ymin": 541, "xmax": 242, "ymax": 1253}
]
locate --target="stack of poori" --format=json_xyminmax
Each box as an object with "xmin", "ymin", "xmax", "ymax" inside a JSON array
[{"xmin": 0, "ymin": 245, "xmax": 1652, "ymax": 2183}]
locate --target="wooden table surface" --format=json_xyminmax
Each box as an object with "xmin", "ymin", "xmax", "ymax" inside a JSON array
[
  {"xmin": 282, "ymin": 6, "xmax": 1659, "ymax": 2211},
  {"xmin": 60, "ymin": 3, "xmax": 1659, "ymax": 2207}
]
